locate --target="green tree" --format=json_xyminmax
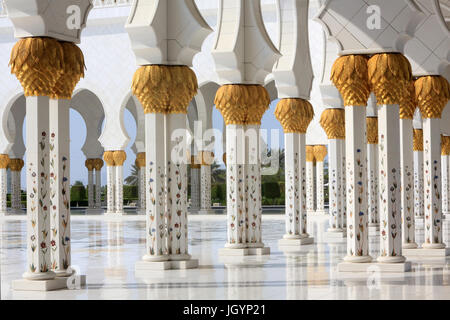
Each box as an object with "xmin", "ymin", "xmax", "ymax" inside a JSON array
[{"xmin": 125, "ymin": 164, "xmax": 139, "ymax": 186}]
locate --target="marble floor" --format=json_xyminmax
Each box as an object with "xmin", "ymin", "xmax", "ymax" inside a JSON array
[{"xmin": 0, "ymin": 214, "xmax": 449, "ymax": 300}]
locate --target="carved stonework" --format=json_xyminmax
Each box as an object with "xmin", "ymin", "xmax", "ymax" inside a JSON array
[{"xmin": 4, "ymin": 0, "xmax": 92, "ymax": 43}]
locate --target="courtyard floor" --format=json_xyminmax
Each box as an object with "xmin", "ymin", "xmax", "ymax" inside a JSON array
[{"xmin": 0, "ymin": 214, "xmax": 449, "ymax": 300}]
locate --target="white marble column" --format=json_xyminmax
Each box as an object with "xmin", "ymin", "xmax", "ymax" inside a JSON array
[
  {"xmin": 104, "ymin": 155, "xmax": 116, "ymax": 215},
  {"xmin": 10, "ymin": 164, "xmax": 23, "ymax": 213},
  {"xmin": 306, "ymin": 146, "xmax": 315, "ymax": 214},
  {"xmin": 314, "ymin": 145, "xmax": 327, "ymax": 215},
  {"xmin": 95, "ymin": 167, "xmax": 102, "ymax": 209},
  {"xmin": 115, "ymin": 162, "xmax": 125, "ymax": 215},
  {"xmin": 366, "ymin": 117, "xmax": 379, "ymax": 230},
  {"xmin": 200, "ymin": 164, "xmax": 213, "ymax": 214},
  {"xmin": 283, "ymin": 133, "xmax": 302, "ymax": 238},
  {"xmin": 225, "ymin": 124, "xmax": 246, "ymax": 249},
  {"xmin": 413, "ymin": 129, "xmax": 424, "ymax": 221},
  {"xmin": 442, "ymin": 136, "xmax": 450, "ymax": 219},
  {"xmin": 341, "ymin": 142, "xmax": 347, "ymax": 228},
  {"xmin": 343, "ymin": 106, "xmax": 371, "ymax": 263},
  {"xmin": 422, "ymin": 118, "xmax": 445, "ymax": 249},
  {"xmin": 190, "ymin": 165, "xmax": 201, "ymax": 211},
  {"xmin": 377, "ymin": 104, "xmax": 406, "ymax": 262},
  {"xmin": 0, "ymin": 160, "xmax": 8, "ymax": 215},
  {"xmin": 144, "ymin": 113, "xmax": 168, "ymax": 261},
  {"xmin": 24, "ymin": 96, "xmax": 55, "ymax": 280},
  {"xmin": 87, "ymin": 167, "xmax": 94, "ymax": 209},
  {"xmin": 166, "ymin": 113, "xmax": 189, "ymax": 259},
  {"xmin": 245, "ymin": 124, "xmax": 263, "ymax": 247},
  {"xmin": 49, "ymin": 98, "xmax": 72, "ymax": 276},
  {"xmin": 139, "ymin": 165, "xmax": 146, "ymax": 213},
  {"xmin": 400, "ymin": 117, "xmax": 417, "ymax": 249},
  {"xmin": 327, "ymin": 139, "xmax": 344, "ymax": 233}
]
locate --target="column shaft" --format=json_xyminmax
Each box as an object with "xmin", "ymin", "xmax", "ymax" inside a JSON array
[
  {"xmin": 316, "ymin": 161, "xmax": 325, "ymax": 212},
  {"xmin": 167, "ymin": 113, "xmax": 189, "ymax": 258},
  {"xmin": 400, "ymin": 119, "xmax": 417, "ymax": 248},
  {"xmin": 225, "ymin": 124, "xmax": 246, "ymax": 248},
  {"xmin": 88, "ymin": 170, "xmax": 94, "ymax": 209},
  {"xmin": 344, "ymin": 106, "xmax": 370, "ymax": 262},
  {"xmin": 11, "ymin": 170, "xmax": 22, "ymax": 211},
  {"xmin": 115, "ymin": 166, "xmax": 124, "ymax": 213},
  {"xmin": 341, "ymin": 142, "xmax": 347, "ymax": 228},
  {"xmin": 442, "ymin": 155, "xmax": 449, "ymax": 216},
  {"xmin": 422, "ymin": 119, "xmax": 445, "ymax": 248},
  {"xmin": 245, "ymin": 124, "xmax": 262, "ymax": 247},
  {"xmin": 284, "ymin": 133, "xmax": 301, "ymax": 236},
  {"xmin": 144, "ymin": 113, "xmax": 168, "ymax": 261},
  {"xmin": 139, "ymin": 167, "xmax": 146, "ymax": 211},
  {"xmin": 414, "ymin": 151, "xmax": 424, "ymax": 218},
  {"xmin": 306, "ymin": 161, "xmax": 315, "ymax": 212},
  {"xmin": 200, "ymin": 165, "xmax": 212, "ymax": 211},
  {"xmin": 190, "ymin": 167, "xmax": 200, "ymax": 210},
  {"xmin": 49, "ymin": 98, "xmax": 72, "ymax": 275},
  {"xmin": 377, "ymin": 104, "xmax": 405, "ymax": 262},
  {"xmin": 367, "ymin": 143, "xmax": 378, "ymax": 226},
  {"xmin": 0, "ymin": 168, "xmax": 7, "ymax": 213},
  {"xmin": 106, "ymin": 166, "xmax": 115, "ymax": 214},
  {"xmin": 328, "ymin": 139, "xmax": 343, "ymax": 231},
  {"xmin": 24, "ymin": 96, "xmax": 55, "ymax": 280},
  {"xmin": 95, "ymin": 168, "xmax": 102, "ymax": 208}
]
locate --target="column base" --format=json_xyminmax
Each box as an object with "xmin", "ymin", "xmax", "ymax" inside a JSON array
[
  {"xmin": 338, "ymin": 261, "xmax": 411, "ymax": 273},
  {"xmin": 402, "ymin": 242, "xmax": 418, "ymax": 249},
  {"xmin": 306, "ymin": 210, "xmax": 317, "ymax": 216},
  {"xmin": 218, "ymin": 247, "xmax": 270, "ymax": 256},
  {"xmin": 12, "ymin": 275, "xmax": 86, "ymax": 291},
  {"xmin": 444, "ymin": 213, "xmax": 450, "ymax": 221},
  {"xmin": 7, "ymin": 208, "xmax": 24, "ymax": 215},
  {"xmin": 104, "ymin": 211, "xmax": 124, "ymax": 217},
  {"xmin": 403, "ymin": 247, "xmax": 450, "ymax": 258},
  {"xmin": 85, "ymin": 208, "xmax": 104, "ymax": 215},
  {"xmin": 197, "ymin": 209, "xmax": 216, "ymax": 215},
  {"xmin": 314, "ymin": 209, "xmax": 328, "ymax": 215},
  {"xmin": 278, "ymin": 236, "xmax": 314, "ymax": 247},
  {"xmin": 0, "ymin": 210, "xmax": 9, "ymax": 217},
  {"xmin": 325, "ymin": 229, "xmax": 346, "ymax": 239},
  {"xmin": 135, "ymin": 259, "xmax": 199, "ymax": 271}
]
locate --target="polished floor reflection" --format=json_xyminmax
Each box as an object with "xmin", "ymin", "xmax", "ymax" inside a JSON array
[{"xmin": 0, "ymin": 215, "xmax": 449, "ymax": 300}]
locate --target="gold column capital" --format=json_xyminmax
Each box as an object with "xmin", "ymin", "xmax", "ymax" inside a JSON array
[
  {"xmin": 368, "ymin": 53, "xmax": 412, "ymax": 106},
  {"xmin": 399, "ymin": 81, "xmax": 417, "ymax": 120},
  {"xmin": 50, "ymin": 42, "xmax": 85, "ymax": 100},
  {"xmin": 85, "ymin": 159, "xmax": 95, "ymax": 171},
  {"xmin": 313, "ymin": 145, "xmax": 327, "ymax": 162},
  {"xmin": 113, "ymin": 151, "xmax": 127, "ymax": 166},
  {"xmin": 415, "ymin": 75, "xmax": 450, "ymax": 119},
  {"xmin": 93, "ymin": 158, "xmax": 104, "ymax": 171},
  {"xmin": 103, "ymin": 151, "xmax": 116, "ymax": 167},
  {"xmin": 366, "ymin": 117, "xmax": 379, "ymax": 144},
  {"xmin": 275, "ymin": 98, "xmax": 315, "ymax": 134},
  {"xmin": 442, "ymin": 135, "xmax": 450, "ymax": 156},
  {"xmin": 319, "ymin": 108, "xmax": 345, "ymax": 139},
  {"xmin": 215, "ymin": 84, "xmax": 270, "ymax": 125},
  {"xmin": 222, "ymin": 153, "xmax": 227, "ymax": 166},
  {"xmin": 0, "ymin": 154, "xmax": 10, "ymax": 169},
  {"xmin": 413, "ymin": 129, "xmax": 423, "ymax": 152},
  {"xmin": 197, "ymin": 151, "xmax": 215, "ymax": 166},
  {"xmin": 135, "ymin": 152, "xmax": 146, "ymax": 168},
  {"xmin": 8, "ymin": 158, "xmax": 24, "ymax": 171},
  {"xmin": 9, "ymin": 37, "xmax": 64, "ymax": 97},
  {"xmin": 190, "ymin": 156, "xmax": 201, "ymax": 169},
  {"xmin": 331, "ymin": 55, "xmax": 370, "ymax": 107},
  {"xmin": 132, "ymin": 65, "xmax": 198, "ymax": 115},
  {"xmin": 306, "ymin": 145, "xmax": 316, "ymax": 163}
]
